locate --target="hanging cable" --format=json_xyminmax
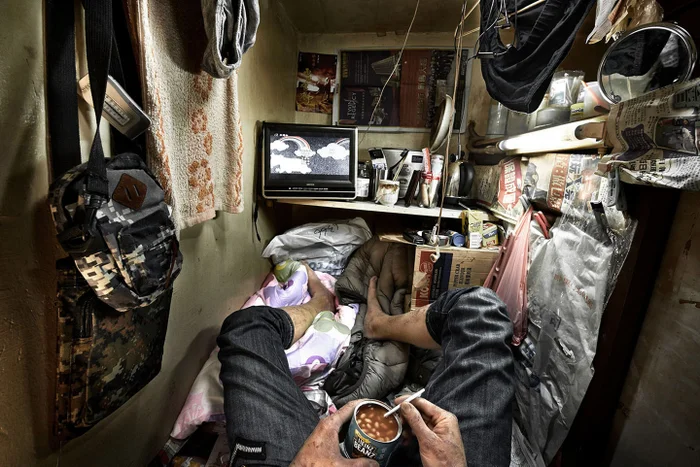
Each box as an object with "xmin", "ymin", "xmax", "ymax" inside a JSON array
[
  {"xmin": 454, "ymin": 0, "xmax": 480, "ymax": 39},
  {"xmin": 430, "ymin": 0, "xmax": 469, "ymax": 263},
  {"xmin": 359, "ymin": 0, "xmax": 421, "ymax": 145},
  {"xmin": 430, "ymin": 0, "xmax": 506, "ymax": 262}
]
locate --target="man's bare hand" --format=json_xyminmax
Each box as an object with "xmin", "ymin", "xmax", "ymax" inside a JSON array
[
  {"xmin": 290, "ymin": 399, "xmax": 379, "ymax": 467},
  {"xmin": 397, "ymin": 396, "xmax": 467, "ymax": 467}
]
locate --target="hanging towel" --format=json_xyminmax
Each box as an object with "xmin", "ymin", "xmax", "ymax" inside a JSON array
[{"xmin": 126, "ymin": 1, "xmax": 245, "ymax": 229}]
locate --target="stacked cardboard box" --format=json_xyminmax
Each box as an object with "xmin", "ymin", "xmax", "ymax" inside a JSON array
[{"xmin": 410, "ymin": 246, "xmax": 499, "ymax": 310}]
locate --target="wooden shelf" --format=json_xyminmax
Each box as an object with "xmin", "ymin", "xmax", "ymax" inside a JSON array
[{"xmin": 276, "ymin": 199, "xmax": 472, "ymax": 219}]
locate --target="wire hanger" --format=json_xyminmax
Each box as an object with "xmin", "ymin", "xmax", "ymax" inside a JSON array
[{"xmin": 461, "ymin": 0, "xmax": 546, "ymax": 39}]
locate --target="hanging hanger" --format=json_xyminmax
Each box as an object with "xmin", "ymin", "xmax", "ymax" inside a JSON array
[{"xmin": 460, "ymin": 0, "xmax": 546, "ymax": 39}]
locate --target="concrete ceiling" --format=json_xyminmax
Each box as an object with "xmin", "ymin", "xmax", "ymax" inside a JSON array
[{"xmin": 277, "ymin": 0, "xmax": 480, "ymax": 34}]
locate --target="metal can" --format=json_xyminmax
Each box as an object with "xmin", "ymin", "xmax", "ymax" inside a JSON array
[
  {"xmin": 340, "ymin": 400, "xmax": 402, "ymax": 467},
  {"xmin": 356, "ymin": 161, "xmax": 371, "ymax": 201},
  {"xmin": 430, "ymin": 154, "xmax": 444, "ymax": 181},
  {"xmin": 428, "ymin": 155, "xmax": 444, "ymax": 208},
  {"xmin": 446, "ymin": 230, "xmax": 466, "ymax": 247}
]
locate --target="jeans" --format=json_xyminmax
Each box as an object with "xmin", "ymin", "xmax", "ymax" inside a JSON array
[{"xmin": 218, "ymin": 287, "xmax": 514, "ymax": 467}]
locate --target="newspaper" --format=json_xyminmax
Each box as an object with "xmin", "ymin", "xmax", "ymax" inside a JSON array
[
  {"xmin": 586, "ymin": 0, "xmax": 620, "ymax": 44},
  {"xmin": 600, "ymin": 78, "xmax": 700, "ymax": 190},
  {"xmin": 472, "ymin": 154, "xmax": 602, "ymax": 224},
  {"xmin": 587, "ymin": 0, "xmax": 664, "ymax": 44},
  {"xmin": 523, "ymin": 154, "xmax": 601, "ymax": 214},
  {"xmin": 471, "ymin": 158, "xmax": 527, "ymax": 224}
]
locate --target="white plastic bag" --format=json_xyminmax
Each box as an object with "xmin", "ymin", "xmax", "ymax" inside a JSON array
[
  {"xmin": 262, "ymin": 218, "xmax": 372, "ymax": 276},
  {"xmin": 514, "ymin": 201, "xmax": 635, "ymax": 463}
]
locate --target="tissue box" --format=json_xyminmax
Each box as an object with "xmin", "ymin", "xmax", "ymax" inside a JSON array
[{"xmin": 482, "ymin": 222, "xmax": 499, "ymax": 248}]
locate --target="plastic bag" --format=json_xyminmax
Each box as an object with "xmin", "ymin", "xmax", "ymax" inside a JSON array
[
  {"xmin": 262, "ymin": 218, "xmax": 372, "ymax": 276},
  {"xmin": 485, "ymin": 206, "xmax": 533, "ymax": 345},
  {"xmin": 513, "ymin": 196, "xmax": 636, "ymax": 463}
]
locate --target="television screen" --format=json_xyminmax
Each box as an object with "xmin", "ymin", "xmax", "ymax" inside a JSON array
[
  {"xmin": 268, "ymin": 133, "xmax": 351, "ymax": 177},
  {"xmin": 262, "ymin": 122, "xmax": 357, "ymax": 199}
]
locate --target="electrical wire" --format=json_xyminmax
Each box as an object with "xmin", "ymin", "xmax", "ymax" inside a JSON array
[
  {"xmin": 469, "ymin": 1, "xmax": 502, "ymax": 60},
  {"xmin": 430, "ymin": 0, "xmax": 469, "ymax": 263},
  {"xmin": 454, "ymin": 0, "xmax": 480, "ymax": 39},
  {"xmin": 430, "ymin": 0, "xmax": 508, "ymax": 262},
  {"xmin": 359, "ymin": 0, "xmax": 421, "ymax": 146}
]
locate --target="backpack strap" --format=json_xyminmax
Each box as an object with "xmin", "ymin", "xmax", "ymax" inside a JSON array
[
  {"xmin": 45, "ymin": 0, "xmax": 82, "ymax": 181},
  {"xmin": 46, "ymin": 0, "xmax": 142, "ymax": 180},
  {"xmin": 82, "ymin": 0, "xmax": 113, "ymax": 206},
  {"xmin": 46, "ymin": 0, "xmax": 114, "ymax": 254}
]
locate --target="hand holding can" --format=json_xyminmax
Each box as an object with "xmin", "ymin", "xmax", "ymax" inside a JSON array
[
  {"xmin": 291, "ymin": 400, "xmax": 379, "ymax": 467},
  {"xmin": 341, "ymin": 400, "xmax": 403, "ymax": 466}
]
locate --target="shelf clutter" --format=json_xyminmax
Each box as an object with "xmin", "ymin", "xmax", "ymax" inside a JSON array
[{"xmin": 377, "ymin": 232, "xmax": 499, "ymax": 252}]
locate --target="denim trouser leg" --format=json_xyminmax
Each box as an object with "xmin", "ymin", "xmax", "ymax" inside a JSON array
[
  {"xmin": 424, "ymin": 287, "xmax": 515, "ymax": 467},
  {"xmin": 217, "ymin": 306, "xmax": 318, "ymax": 466},
  {"xmin": 218, "ymin": 287, "xmax": 514, "ymax": 467}
]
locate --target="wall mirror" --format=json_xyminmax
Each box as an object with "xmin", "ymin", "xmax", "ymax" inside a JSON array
[{"xmin": 598, "ymin": 22, "xmax": 697, "ymax": 104}]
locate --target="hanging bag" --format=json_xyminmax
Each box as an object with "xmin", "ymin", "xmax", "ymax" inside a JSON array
[
  {"xmin": 49, "ymin": 0, "xmax": 182, "ymax": 312},
  {"xmin": 46, "ymin": 0, "xmax": 180, "ymax": 440},
  {"xmin": 484, "ymin": 206, "xmax": 533, "ymax": 346}
]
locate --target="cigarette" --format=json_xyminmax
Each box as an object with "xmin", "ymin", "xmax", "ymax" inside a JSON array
[{"xmin": 384, "ymin": 388, "xmax": 426, "ymax": 418}]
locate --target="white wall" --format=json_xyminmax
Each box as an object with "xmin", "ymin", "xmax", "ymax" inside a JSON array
[{"xmin": 0, "ymin": 0, "xmax": 296, "ymax": 465}]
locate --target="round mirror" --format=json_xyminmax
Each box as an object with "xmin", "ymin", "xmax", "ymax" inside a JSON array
[{"xmin": 598, "ymin": 22, "xmax": 697, "ymax": 104}]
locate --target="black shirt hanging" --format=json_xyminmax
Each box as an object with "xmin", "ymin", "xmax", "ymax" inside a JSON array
[{"xmin": 479, "ymin": 0, "xmax": 596, "ymax": 113}]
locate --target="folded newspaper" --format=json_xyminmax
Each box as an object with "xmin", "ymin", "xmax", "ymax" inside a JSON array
[
  {"xmin": 599, "ymin": 78, "xmax": 700, "ymax": 190},
  {"xmin": 472, "ymin": 154, "xmax": 603, "ymax": 224}
]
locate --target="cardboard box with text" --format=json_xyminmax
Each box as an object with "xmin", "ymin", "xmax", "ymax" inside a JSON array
[{"xmin": 411, "ymin": 247, "xmax": 499, "ymax": 310}]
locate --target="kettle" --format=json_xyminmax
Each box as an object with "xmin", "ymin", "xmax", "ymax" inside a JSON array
[{"xmin": 444, "ymin": 151, "xmax": 475, "ymax": 206}]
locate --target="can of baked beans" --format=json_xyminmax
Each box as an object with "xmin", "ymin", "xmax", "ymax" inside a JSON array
[{"xmin": 340, "ymin": 400, "xmax": 402, "ymax": 467}]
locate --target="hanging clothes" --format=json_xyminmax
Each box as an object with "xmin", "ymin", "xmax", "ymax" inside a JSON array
[
  {"xmin": 479, "ymin": 0, "xmax": 596, "ymax": 112},
  {"xmin": 201, "ymin": 0, "xmax": 260, "ymax": 78}
]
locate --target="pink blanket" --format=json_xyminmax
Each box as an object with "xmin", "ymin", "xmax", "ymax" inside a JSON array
[{"xmin": 170, "ymin": 268, "xmax": 357, "ymax": 439}]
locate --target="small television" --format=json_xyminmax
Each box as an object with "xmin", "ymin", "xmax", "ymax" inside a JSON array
[{"xmin": 261, "ymin": 122, "xmax": 358, "ymax": 199}]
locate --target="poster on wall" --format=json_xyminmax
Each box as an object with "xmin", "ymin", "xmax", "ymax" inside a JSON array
[
  {"xmin": 336, "ymin": 48, "xmax": 472, "ymax": 130},
  {"xmin": 296, "ymin": 52, "xmax": 337, "ymax": 114}
]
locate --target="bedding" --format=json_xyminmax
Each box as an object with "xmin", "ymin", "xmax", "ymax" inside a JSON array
[
  {"xmin": 324, "ymin": 236, "xmax": 413, "ymax": 406},
  {"xmin": 170, "ymin": 265, "xmax": 357, "ymax": 440}
]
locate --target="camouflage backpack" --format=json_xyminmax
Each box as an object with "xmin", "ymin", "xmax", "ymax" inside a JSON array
[
  {"xmin": 48, "ymin": 3, "xmax": 182, "ymax": 313},
  {"xmin": 45, "ymin": 0, "xmax": 180, "ymax": 440},
  {"xmin": 50, "ymin": 153, "xmax": 182, "ymax": 312}
]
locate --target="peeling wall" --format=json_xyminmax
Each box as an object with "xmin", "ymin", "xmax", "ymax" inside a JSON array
[
  {"xmin": 608, "ymin": 191, "xmax": 700, "ymax": 466},
  {"xmin": 0, "ymin": 0, "xmax": 296, "ymax": 465}
]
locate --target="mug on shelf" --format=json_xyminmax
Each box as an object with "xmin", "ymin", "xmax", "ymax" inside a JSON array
[{"xmin": 375, "ymin": 180, "xmax": 400, "ymax": 207}]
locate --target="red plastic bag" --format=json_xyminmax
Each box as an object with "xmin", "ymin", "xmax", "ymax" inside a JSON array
[{"xmin": 484, "ymin": 207, "xmax": 533, "ymax": 345}]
